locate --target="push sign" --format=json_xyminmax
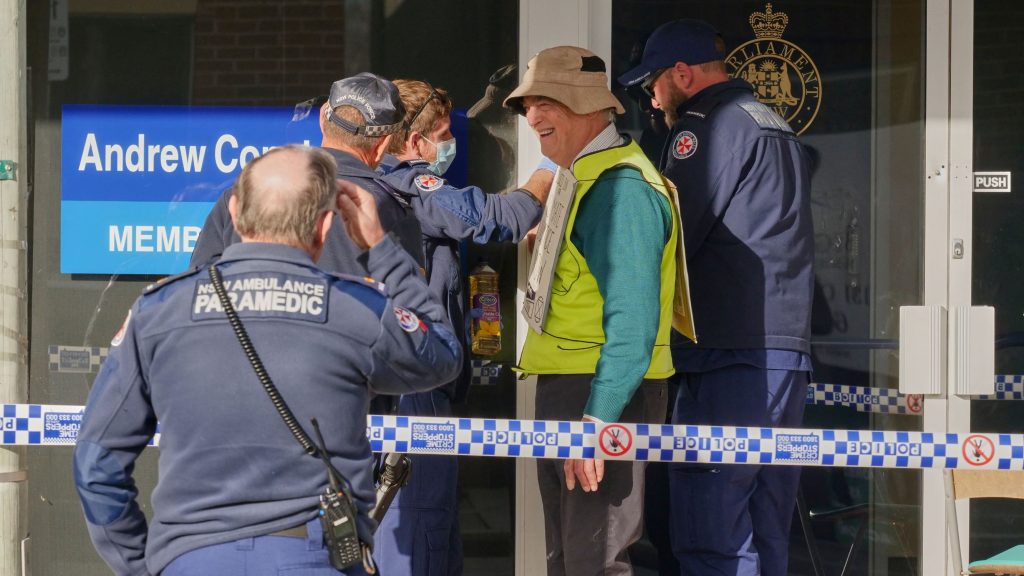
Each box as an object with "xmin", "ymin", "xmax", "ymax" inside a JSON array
[{"xmin": 973, "ymin": 171, "xmax": 1011, "ymax": 193}]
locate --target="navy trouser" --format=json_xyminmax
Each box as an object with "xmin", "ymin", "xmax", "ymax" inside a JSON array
[
  {"xmin": 670, "ymin": 365, "xmax": 808, "ymax": 576},
  {"xmin": 373, "ymin": 389, "xmax": 462, "ymax": 576},
  {"xmin": 162, "ymin": 518, "xmax": 369, "ymax": 576}
]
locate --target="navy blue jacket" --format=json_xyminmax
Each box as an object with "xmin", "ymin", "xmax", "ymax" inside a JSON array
[
  {"xmin": 190, "ymin": 147, "xmax": 425, "ymax": 274},
  {"xmin": 378, "ymin": 156, "xmax": 543, "ymax": 401},
  {"xmin": 73, "ymin": 239, "xmax": 461, "ymax": 576},
  {"xmin": 661, "ymin": 79, "xmax": 814, "ymax": 353}
]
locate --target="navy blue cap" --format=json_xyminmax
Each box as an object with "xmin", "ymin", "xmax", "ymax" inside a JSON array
[
  {"xmin": 618, "ymin": 19, "xmax": 725, "ymax": 88},
  {"xmin": 326, "ymin": 72, "xmax": 406, "ymax": 137}
]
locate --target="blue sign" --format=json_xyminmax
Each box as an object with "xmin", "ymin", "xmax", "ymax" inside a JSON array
[{"xmin": 60, "ymin": 105, "xmax": 321, "ymax": 274}]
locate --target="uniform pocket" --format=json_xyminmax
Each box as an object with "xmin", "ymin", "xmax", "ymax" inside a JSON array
[{"xmin": 424, "ymin": 526, "xmax": 451, "ymax": 576}]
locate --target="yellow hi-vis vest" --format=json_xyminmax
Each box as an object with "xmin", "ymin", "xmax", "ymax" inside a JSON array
[{"xmin": 518, "ymin": 139, "xmax": 692, "ymax": 377}]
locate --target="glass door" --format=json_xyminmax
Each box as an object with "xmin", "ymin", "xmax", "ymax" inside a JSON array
[
  {"xmin": 608, "ymin": 2, "xmax": 938, "ymax": 574},
  {"xmin": 948, "ymin": 1, "xmax": 1024, "ymax": 571}
]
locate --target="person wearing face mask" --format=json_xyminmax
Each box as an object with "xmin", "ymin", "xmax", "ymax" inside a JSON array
[{"xmin": 372, "ymin": 79, "xmax": 555, "ymax": 576}]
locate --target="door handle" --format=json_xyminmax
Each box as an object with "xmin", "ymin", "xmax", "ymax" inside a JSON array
[
  {"xmin": 953, "ymin": 306, "xmax": 994, "ymax": 396},
  {"xmin": 899, "ymin": 305, "xmax": 946, "ymax": 395}
]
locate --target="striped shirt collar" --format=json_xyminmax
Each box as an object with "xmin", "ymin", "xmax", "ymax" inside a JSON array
[{"xmin": 572, "ymin": 123, "xmax": 625, "ymax": 168}]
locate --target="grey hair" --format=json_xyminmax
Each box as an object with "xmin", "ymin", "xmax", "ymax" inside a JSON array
[
  {"xmin": 323, "ymin": 105, "xmax": 385, "ymax": 151},
  {"xmin": 233, "ymin": 144, "xmax": 337, "ymax": 248}
]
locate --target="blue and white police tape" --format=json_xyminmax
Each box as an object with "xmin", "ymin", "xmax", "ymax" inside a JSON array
[
  {"xmin": 806, "ymin": 377, "xmax": 1024, "ymax": 416},
  {"xmin": 43, "ymin": 342, "xmax": 1022, "ymax": 412},
  {"xmin": 4, "ymin": 403, "xmax": 1023, "ymax": 470}
]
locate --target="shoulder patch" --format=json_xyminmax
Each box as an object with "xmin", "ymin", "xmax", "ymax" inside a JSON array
[
  {"xmin": 144, "ymin": 267, "xmax": 201, "ymax": 294},
  {"xmin": 393, "ymin": 306, "xmax": 426, "ymax": 333},
  {"xmin": 737, "ymin": 101, "xmax": 793, "ymax": 133},
  {"xmin": 671, "ymin": 131, "xmax": 699, "ymax": 160},
  {"xmin": 414, "ymin": 174, "xmax": 445, "ymax": 192},
  {"xmin": 111, "ymin": 310, "xmax": 131, "ymax": 347}
]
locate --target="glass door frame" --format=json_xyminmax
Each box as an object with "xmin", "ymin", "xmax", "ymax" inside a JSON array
[
  {"xmin": 942, "ymin": 1, "xmax": 979, "ymax": 574},
  {"xmin": 513, "ymin": 3, "xmax": 613, "ymax": 575}
]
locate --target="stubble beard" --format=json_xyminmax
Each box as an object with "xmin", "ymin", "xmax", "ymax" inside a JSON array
[{"xmin": 660, "ymin": 83, "xmax": 687, "ymax": 128}]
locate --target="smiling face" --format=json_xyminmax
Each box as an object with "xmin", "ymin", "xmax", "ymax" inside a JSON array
[{"xmin": 522, "ymin": 96, "xmax": 606, "ymax": 169}]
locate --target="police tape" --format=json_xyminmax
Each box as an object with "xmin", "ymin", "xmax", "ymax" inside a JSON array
[
  {"xmin": 3, "ymin": 403, "xmax": 1022, "ymax": 470},
  {"xmin": 807, "ymin": 376, "xmax": 1024, "ymax": 415},
  {"xmin": 43, "ymin": 342, "xmax": 1023, "ymax": 411}
]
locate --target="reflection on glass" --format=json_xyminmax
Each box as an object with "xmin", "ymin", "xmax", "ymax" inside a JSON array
[{"xmin": 27, "ymin": 2, "xmax": 518, "ymax": 574}]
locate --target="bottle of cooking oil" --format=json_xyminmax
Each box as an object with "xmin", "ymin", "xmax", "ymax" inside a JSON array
[{"xmin": 469, "ymin": 260, "xmax": 501, "ymax": 355}]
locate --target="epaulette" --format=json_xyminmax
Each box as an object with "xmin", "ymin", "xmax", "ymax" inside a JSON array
[
  {"xmin": 144, "ymin": 266, "xmax": 202, "ymax": 294},
  {"xmin": 328, "ymin": 271, "xmax": 387, "ymax": 295},
  {"xmin": 736, "ymin": 101, "xmax": 794, "ymax": 133}
]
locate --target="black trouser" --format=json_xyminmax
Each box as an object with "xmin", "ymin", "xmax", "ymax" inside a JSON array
[{"xmin": 535, "ymin": 374, "xmax": 669, "ymax": 576}]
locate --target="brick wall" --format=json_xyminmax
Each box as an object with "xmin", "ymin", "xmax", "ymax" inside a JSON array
[{"xmin": 192, "ymin": 0, "xmax": 345, "ymax": 106}]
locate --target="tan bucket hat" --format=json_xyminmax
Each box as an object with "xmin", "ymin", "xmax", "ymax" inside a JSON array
[{"xmin": 504, "ymin": 46, "xmax": 625, "ymax": 116}]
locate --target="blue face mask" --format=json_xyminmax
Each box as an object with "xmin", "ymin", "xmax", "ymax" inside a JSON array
[{"xmin": 425, "ymin": 137, "xmax": 457, "ymax": 176}]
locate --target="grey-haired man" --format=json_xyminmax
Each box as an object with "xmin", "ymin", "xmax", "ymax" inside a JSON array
[
  {"xmin": 75, "ymin": 145, "xmax": 460, "ymax": 576},
  {"xmin": 192, "ymin": 72, "xmax": 424, "ymax": 275}
]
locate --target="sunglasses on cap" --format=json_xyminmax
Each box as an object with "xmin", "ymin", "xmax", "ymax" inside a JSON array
[
  {"xmin": 292, "ymin": 95, "xmax": 328, "ymax": 122},
  {"xmin": 405, "ymin": 88, "xmax": 440, "ymax": 130}
]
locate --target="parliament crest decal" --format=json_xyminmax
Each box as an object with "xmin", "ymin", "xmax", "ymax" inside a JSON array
[{"xmin": 726, "ymin": 3, "xmax": 821, "ymax": 135}]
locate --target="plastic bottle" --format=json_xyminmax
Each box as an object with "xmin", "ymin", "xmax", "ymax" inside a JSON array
[{"xmin": 469, "ymin": 260, "xmax": 502, "ymax": 355}]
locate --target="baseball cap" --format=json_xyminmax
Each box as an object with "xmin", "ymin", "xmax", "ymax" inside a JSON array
[
  {"xmin": 504, "ymin": 46, "xmax": 624, "ymax": 116},
  {"xmin": 325, "ymin": 72, "xmax": 406, "ymax": 137},
  {"xmin": 618, "ymin": 19, "xmax": 725, "ymax": 89}
]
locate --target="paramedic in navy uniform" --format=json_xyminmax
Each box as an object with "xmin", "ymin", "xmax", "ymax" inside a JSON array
[
  {"xmin": 373, "ymin": 79, "xmax": 554, "ymax": 576},
  {"xmin": 619, "ymin": 19, "xmax": 814, "ymax": 576},
  {"xmin": 190, "ymin": 73, "xmax": 425, "ymax": 274},
  {"xmin": 73, "ymin": 145, "xmax": 461, "ymax": 576}
]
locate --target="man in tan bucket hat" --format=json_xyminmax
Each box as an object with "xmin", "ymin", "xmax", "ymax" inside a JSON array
[{"xmin": 507, "ymin": 46, "xmax": 689, "ymax": 575}]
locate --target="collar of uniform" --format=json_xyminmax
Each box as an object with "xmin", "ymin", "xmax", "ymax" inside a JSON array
[
  {"xmin": 673, "ymin": 78, "xmax": 752, "ymax": 121},
  {"xmin": 377, "ymin": 153, "xmax": 428, "ymax": 176},
  {"xmin": 572, "ymin": 123, "xmax": 625, "ymax": 168},
  {"xmin": 323, "ymin": 147, "xmax": 379, "ymax": 179},
  {"xmin": 217, "ymin": 242, "xmax": 316, "ymax": 267}
]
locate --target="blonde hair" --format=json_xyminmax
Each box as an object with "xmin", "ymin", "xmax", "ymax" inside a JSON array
[{"xmin": 388, "ymin": 79, "xmax": 454, "ymax": 154}]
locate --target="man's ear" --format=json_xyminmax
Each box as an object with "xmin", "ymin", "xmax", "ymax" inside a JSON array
[
  {"xmin": 318, "ymin": 103, "xmax": 329, "ymax": 132},
  {"xmin": 228, "ymin": 193, "xmax": 239, "ymax": 230},
  {"xmin": 317, "ymin": 210, "xmax": 334, "ymax": 246},
  {"xmin": 373, "ymin": 134, "xmax": 394, "ymax": 164},
  {"xmin": 674, "ymin": 62, "xmax": 694, "ymax": 90},
  {"xmin": 407, "ymin": 131, "xmax": 424, "ymax": 157}
]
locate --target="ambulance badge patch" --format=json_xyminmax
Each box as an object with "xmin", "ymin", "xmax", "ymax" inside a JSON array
[
  {"xmin": 111, "ymin": 310, "xmax": 131, "ymax": 347},
  {"xmin": 672, "ymin": 131, "xmax": 698, "ymax": 160},
  {"xmin": 414, "ymin": 174, "xmax": 444, "ymax": 192},
  {"xmin": 394, "ymin": 306, "xmax": 425, "ymax": 332}
]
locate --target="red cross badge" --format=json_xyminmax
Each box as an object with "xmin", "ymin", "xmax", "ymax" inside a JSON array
[
  {"xmin": 394, "ymin": 306, "xmax": 426, "ymax": 333},
  {"xmin": 672, "ymin": 131, "xmax": 698, "ymax": 160},
  {"xmin": 414, "ymin": 174, "xmax": 444, "ymax": 192}
]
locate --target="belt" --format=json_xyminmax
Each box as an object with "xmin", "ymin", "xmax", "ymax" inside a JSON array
[{"xmin": 269, "ymin": 524, "xmax": 308, "ymax": 539}]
